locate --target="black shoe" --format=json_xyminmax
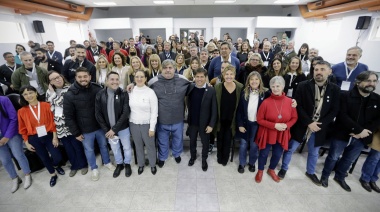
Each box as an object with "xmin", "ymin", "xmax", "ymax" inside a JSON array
[
  {"xmin": 278, "ymin": 169, "xmax": 287, "ymax": 180},
  {"xmin": 217, "ymin": 159, "xmax": 222, "ymax": 164},
  {"xmin": 157, "ymin": 160, "xmax": 165, "ymax": 168},
  {"xmin": 320, "ymin": 176, "xmax": 329, "ymax": 188},
  {"xmin": 359, "ymin": 179, "xmax": 372, "ymax": 192},
  {"xmin": 125, "ymin": 164, "xmax": 132, "ymax": 177},
  {"xmin": 113, "ymin": 164, "xmax": 124, "ymax": 178},
  {"xmin": 305, "ymin": 172, "xmax": 322, "ymax": 186},
  {"xmin": 175, "ymin": 156, "xmax": 181, "ymax": 164},
  {"xmin": 202, "ymin": 160, "xmax": 208, "ymax": 172},
  {"xmin": 50, "ymin": 175, "xmax": 58, "ymax": 187},
  {"xmin": 333, "ymin": 177, "xmax": 351, "ymax": 192},
  {"xmin": 188, "ymin": 158, "xmax": 195, "ymax": 166},
  {"xmin": 55, "ymin": 167, "xmax": 65, "ymax": 175},
  {"xmin": 138, "ymin": 166, "xmax": 144, "ymax": 175},
  {"xmin": 238, "ymin": 165, "xmax": 245, "ymax": 174},
  {"xmin": 370, "ymin": 181, "xmax": 380, "ymax": 193},
  {"xmin": 248, "ymin": 164, "xmax": 255, "ymax": 172},
  {"xmin": 208, "ymin": 144, "xmax": 214, "ymax": 155},
  {"xmin": 151, "ymin": 166, "xmax": 157, "ymax": 175}
]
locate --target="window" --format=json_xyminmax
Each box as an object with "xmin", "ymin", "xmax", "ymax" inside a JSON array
[
  {"xmin": 0, "ymin": 21, "xmax": 28, "ymax": 43},
  {"xmin": 55, "ymin": 22, "xmax": 84, "ymax": 43},
  {"xmin": 369, "ymin": 17, "xmax": 380, "ymax": 41}
]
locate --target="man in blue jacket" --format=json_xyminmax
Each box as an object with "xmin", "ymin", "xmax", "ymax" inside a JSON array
[{"xmin": 208, "ymin": 42, "xmax": 240, "ymax": 81}]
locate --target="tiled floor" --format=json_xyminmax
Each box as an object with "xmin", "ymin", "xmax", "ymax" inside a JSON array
[{"xmin": 0, "ymin": 144, "xmax": 379, "ymax": 212}]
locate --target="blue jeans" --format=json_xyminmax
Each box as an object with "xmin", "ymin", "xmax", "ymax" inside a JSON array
[
  {"xmin": 28, "ymin": 133, "xmax": 62, "ymax": 174},
  {"xmin": 157, "ymin": 122, "xmax": 184, "ymax": 160},
  {"xmin": 238, "ymin": 121, "xmax": 259, "ymax": 166},
  {"xmin": 0, "ymin": 134, "xmax": 31, "ymax": 179},
  {"xmin": 108, "ymin": 128, "xmax": 132, "ymax": 165},
  {"xmin": 82, "ymin": 129, "xmax": 111, "ymax": 170},
  {"xmin": 281, "ymin": 133, "xmax": 320, "ymax": 174},
  {"xmin": 322, "ymin": 138, "xmax": 364, "ymax": 180},
  {"xmin": 360, "ymin": 149, "xmax": 380, "ymax": 182},
  {"xmin": 258, "ymin": 143, "xmax": 284, "ymax": 170},
  {"xmin": 60, "ymin": 135, "xmax": 87, "ymax": 170}
]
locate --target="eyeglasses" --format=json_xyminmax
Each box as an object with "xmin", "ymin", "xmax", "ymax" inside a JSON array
[{"xmin": 49, "ymin": 76, "xmax": 61, "ymax": 82}]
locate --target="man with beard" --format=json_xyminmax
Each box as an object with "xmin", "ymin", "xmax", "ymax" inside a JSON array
[
  {"xmin": 0, "ymin": 52, "xmax": 21, "ymax": 94},
  {"xmin": 320, "ymin": 71, "xmax": 380, "ymax": 192},
  {"xmin": 64, "ymin": 40, "xmax": 76, "ymax": 59},
  {"xmin": 332, "ymin": 46, "xmax": 368, "ymax": 91},
  {"xmin": 279, "ymin": 61, "xmax": 340, "ymax": 186},
  {"xmin": 270, "ymin": 36, "xmax": 282, "ymax": 55},
  {"xmin": 86, "ymin": 38, "xmax": 107, "ymax": 64},
  {"xmin": 34, "ymin": 48, "xmax": 63, "ymax": 73},
  {"xmin": 62, "ymin": 44, "xmax": 96, "ymax": 83}
]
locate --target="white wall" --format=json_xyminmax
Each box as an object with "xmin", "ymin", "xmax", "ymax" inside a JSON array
[{"xmin": 173, "ymin": 18, "xmax": 213, "ymax": 41}]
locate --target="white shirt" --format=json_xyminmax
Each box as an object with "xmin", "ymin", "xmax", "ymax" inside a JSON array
[
  {"xmin": 129, "ymin": 85, "xmax": 158, "ymax": 131},
  {"xmin": 247, "ymin": 92, "xmax": 259, "ymax": 122}
]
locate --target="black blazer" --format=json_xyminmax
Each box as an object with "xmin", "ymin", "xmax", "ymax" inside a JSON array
[
  {"xmin": 290, "ymin": 80, "xmax": 340, "ymax": 147},
  {"xmin": 159, "ymin": 52, "xmax": 177, "ymax": 62},
  {"xmin": 284, "ymin": 73, "xmax": 307, "ymax": 98},
  {"xmin": 186, "ymin": 84, "xmax": 217, "ymax": 129},
  {"xmin": 0, "ymin": 64, "xmax": 21, "ymax": 87},
  {"xmin": 62, "ymin": 59, "xmax": 96, "ymax": 84},
  {"xmin": 332, "ymin": 86, "xmax": 380, "ymax": 145}
]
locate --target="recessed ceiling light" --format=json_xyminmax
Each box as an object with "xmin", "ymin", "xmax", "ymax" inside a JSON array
[
  {"xmin": 153, "ymin": 0, "xmax": 174, "ymax": 4},
  {"xmin": 214, "ymin": 0, "xmax": 236, "ymax": 3},
  {"xmin": 274, "ymin": 0, "xmax": 300, "ymax": 4},
  {"xmin": 93, "ymin": 2, "xmax": 117, "ymax": 6}
]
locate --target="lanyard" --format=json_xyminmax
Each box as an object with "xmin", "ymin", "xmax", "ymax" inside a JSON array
[
  {"xmin": 7, "ymin": 64, "xmax": 16, "ymax": 72},
  {"xmin": 344, "ymin": 62, "xmax": 358, "ymax": 81},
  {"xmin": 262, "ymin": 52, "xmax": 270, "ymax": 61},
  {"xmin": 300, "ymin": 55, "xmax": 306, "ymax": 61},
  {"xmin": 48, "ymin": 51, "xmax": 55, "ymax": 59},
  {"xmin": 28, "ymin": 102, "xmax": 41, "ymax": 124},
  {"xmin": 152, "ymin": 69, "xmax": 158, "ymax": 77},
  {"xmin": 92, "ymin": 47, "xmax": 99, "ymax": 55}
]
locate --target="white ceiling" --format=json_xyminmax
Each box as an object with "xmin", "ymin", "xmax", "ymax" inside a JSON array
[{"xmin": 66, "ymin": 0, "xmax": 315, "ymax": 7}]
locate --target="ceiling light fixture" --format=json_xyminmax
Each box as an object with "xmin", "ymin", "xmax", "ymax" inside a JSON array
[
  {"xmin": 153, "ymin": 1, "xmax": 174, "ymax": 4},
  {"xmin": 214, "ymin": 0, "xmax": 236, "ymax": 3},
  {"xmin": 93, "ymin": 2, "xmax": 117, "ymax": 6},
  {"xmin": 274, "ymin": 0, "xmax": 300, "ymax": 4}
]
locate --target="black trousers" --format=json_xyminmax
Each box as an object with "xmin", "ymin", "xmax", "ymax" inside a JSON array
[
  {"xmin": 188, "ymin": 125, "xmax": 210, "ymax": 160},
  {"xmin": 217, "ymin": 123, "xmax": 232, "ymax": 165}
]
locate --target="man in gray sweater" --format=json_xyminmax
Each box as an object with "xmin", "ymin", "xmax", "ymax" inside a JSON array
[{"xmin": 148, "ymin": 59, "xmax": 190, "ymax": 168}]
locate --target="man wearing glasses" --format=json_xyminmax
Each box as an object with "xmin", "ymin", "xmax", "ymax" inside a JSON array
[{"xmin": 0, "ymin": 52, "xmax": 21, "ymax": 94}]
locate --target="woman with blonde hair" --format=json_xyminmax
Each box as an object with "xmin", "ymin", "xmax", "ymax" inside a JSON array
[
  {"xmin": 175, "ymin": 54, "xmax": 187, "ymax": 75},
  {"xmin": 127, "ymin": 56, "xmax": 146, "ymax": 84},
  {"xmin": 147, "ymin": 54, "xmax": 162, "ymax": 80},
  {"xmin": 95, "ymin": 55, "xmax": 111, "ymax": 87},
  {"xmin": 238, "ymin": 53, "xmax": 267, "ymax": 84}
]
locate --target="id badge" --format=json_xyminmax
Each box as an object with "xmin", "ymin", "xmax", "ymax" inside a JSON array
[
  {"xmin": 36, "ymin": 125, "xmax": 47, "ymax": 137},
  {"xmin": 341, "ymin": 81, "xmax": 351, "ymax": 91},
  {"xmin": 264, "ymin": 61, "xmax": 269, "ymax": 67},
  {"xmin": 286, "ymin": 89, "xmax": 293, "ymax": 97},
  {"xmin": 30, "ymin": 80, "xmax": 38, "ymax": 88},
  {"xmin": 55, "ymin": 107, "xmax": 63, "ymax": 116},
  {"xmin": 94, "ymin": 55, "xmax": 99, "ymax": 62}
]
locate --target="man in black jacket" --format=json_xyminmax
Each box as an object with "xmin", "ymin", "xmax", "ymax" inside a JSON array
[
  {"xmin": 95, "ymin": 71, "xmax": 132, "ymax": 178},
  {"xmin": 62, "ymin": 44, "xmax": 96, "ymax": 84},
  {"xmin": 35, "ymin": 48, "xmax": 63, "ymax": 74},
  {"xmin": 320, "ymin": 71, "xmax": 380, "ymax": 192},
  {"xmin": 279, "ymin": 61, "xmax": 340, "ymax": 185},
  {"xmin": 159, "ymin": 41, "xmax": 176, "ymax": 62},
  {"xmin": 186, "ymin": 68, "xmax": 217, "ymax": 171},
  {"xmin": 0, "ymin": 52, "xmax": 20, "ymax": 94},
  {"xmin": 63, "ymin": 67, "xmax": 115, "ymax": 181}
]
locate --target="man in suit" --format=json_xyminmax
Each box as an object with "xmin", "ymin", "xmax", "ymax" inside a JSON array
[
  {"xmin": 270, "ymin": 36, "xmax": 282, "ymax": 55},
  {"xmin": 279, "ymin": 60, "xmax": 340, "ymax": 185},
  {"xmin": 46, "ymin": 41, "xmax": 63, "ymax": 65},
  {"xmin": 86, "ymin": 38, "xmax": 107, "ymax": 64},
  {"xmin": 282, "ymin": 40, "xmax": 297, "ymax": 68},
  {"xmin": 159, "ymin": 41, "xmax": 176, "ymax": 62},
  {"xmin": 35, "ymin": 48, "xmax": 63, "ymax": 73},
  {"xmin": 185, "ymin": 46, "xmax": 199, "ymax": 66},
  {"xmin": 0, "ymin": 52, "xmax": 21, "ymax": 94},
  {"xmin": 186, "ymin": 68, "xmax": 217, "ymax": 171}
]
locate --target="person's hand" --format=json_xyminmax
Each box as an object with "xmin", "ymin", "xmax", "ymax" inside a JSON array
[
  {"xmin": 291, "ymin": 99, "xmax": 297, "ymax": 108},
  {"xmin": 239, "ymin": 127, "xmax": 246, "ymax": 133},
  {"xmin": 48, "ymin": 84, "xmax": 54, "ymax": 92},
  {"xmin": 52, "ymin": 137, "xmax": 59, "ymax": 147},
  {"xmin": 105, "ymin": 130, "xmax": 115, "ymax": 138},
  {"xmin": 0, "ymin": 137, "xmax": 9, "ymax": 146},
  {"xmin": 308, "ymin": 122, "xmax": 321, "ymax": 132},
  {"xmin": 358, "ymin": 129, "xmax": 372, "ymax": 138},
  {"xmin": 205, "ymin": 126, "xmax": 213, "ymax": 134},
  {"xmin": 149, "ymin": 130, "xmax": 155, "ymax": 137},
  {"xmin": 25, "ymin": 141, "xmax": 35, "ymax": 152},
  {"xmin": 275, "ymin": 123, "xmax": 286, "ymax": 131},
  {"xmin": 10, "ymin": 84, "xmax": 14, "ymax": 89},
  {"xmin": 125, "ymin": 83, "xmax": 134, "ymax": 93},
  {"xmin": 349, "ymin": 133, "xmax": 361, "ymax": 139},
  {"xmin": 76, "ymin": 134, "xmax": 84, "ymax": 142}
]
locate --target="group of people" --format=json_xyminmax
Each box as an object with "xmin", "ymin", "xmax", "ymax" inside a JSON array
[{"xmin": 0, "ymin": 32, "xmax": 379, "ymax": 196}]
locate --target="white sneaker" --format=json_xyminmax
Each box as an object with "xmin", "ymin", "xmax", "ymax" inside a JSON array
[
  {"xmin": 11, "ymin": 177, "xmax": 22, "ymax": 193},
  {"xmin": 24, "ymin": 175, "xmax": 32, "ymax": 189},
  {"xmin": 91, "ymin": 169, "xmax": 100, "ymax": 181},
  {"xmin": 105, "ymin": 163, "xmax": 116, "ymax": 171}
]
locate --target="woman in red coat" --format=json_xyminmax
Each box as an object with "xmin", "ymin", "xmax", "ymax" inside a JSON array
[{"xmin": 255, "ymin": 76, "xmax": 297, "ymax": 183}]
